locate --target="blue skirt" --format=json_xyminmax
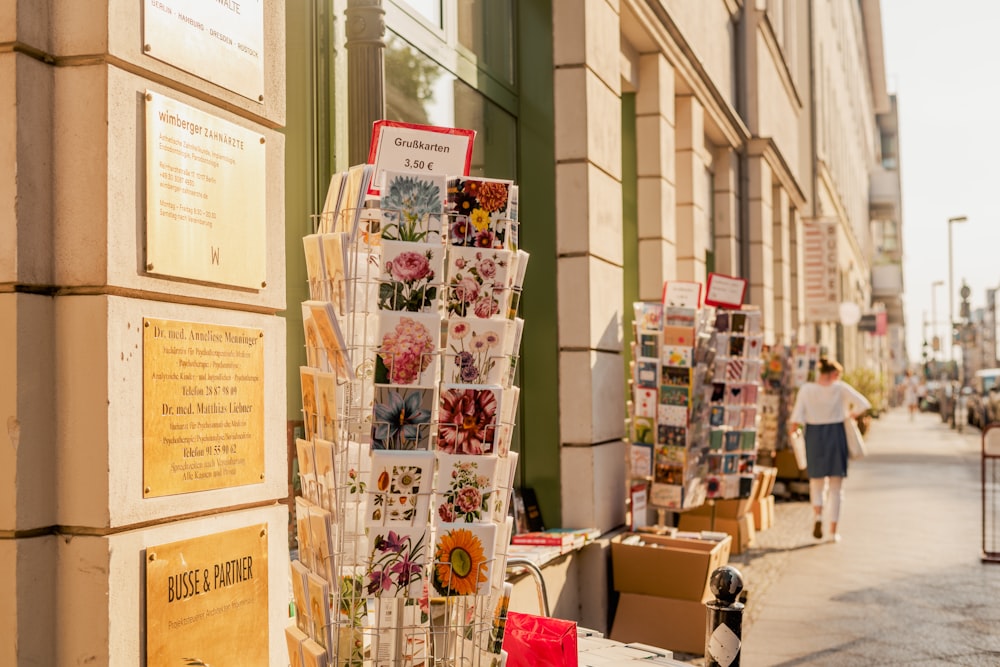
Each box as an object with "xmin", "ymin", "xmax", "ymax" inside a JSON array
[{"xmin": 804, "ymin": 422, "xmax": 848, "ymax": 478}]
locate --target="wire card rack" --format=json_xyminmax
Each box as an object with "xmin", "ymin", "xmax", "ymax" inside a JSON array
[{"xmin": 287, "ymin": 167, "xmax": 527, "ymax": 667}]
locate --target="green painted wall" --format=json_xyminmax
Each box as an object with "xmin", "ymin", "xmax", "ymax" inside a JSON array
[
  {"xmin": 516, "ymin": 0, "xmax": 560, "ymax": 526},
  {"xmin": 622, "ymin": 93, "xmax": 638, "ymax": 393}
]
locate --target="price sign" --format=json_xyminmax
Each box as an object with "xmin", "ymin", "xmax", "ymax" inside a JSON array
[
  {"xmin": 704, "ymin": 272, "xmax": 748, "ymax": 308},
  {"xmin": 366, "ymin": 120, "xmax": 476, "ymax": 194}
]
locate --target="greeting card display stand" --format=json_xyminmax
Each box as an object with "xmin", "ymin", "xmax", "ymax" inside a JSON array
[{"xmin": 288, "ymin": 162, "xmax": 528, "ymax": 667}]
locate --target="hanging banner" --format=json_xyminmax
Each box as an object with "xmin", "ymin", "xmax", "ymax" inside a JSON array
[{"xmin": 802, "ymin": 220, "xmax": 840, "ymax": 323}]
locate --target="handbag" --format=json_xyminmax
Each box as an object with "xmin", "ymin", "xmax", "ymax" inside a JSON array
[
  {"xmin": 844, "ymin": 417, "xmax": 867, "ymax": 459},
  {"xmin": 503, "ymin": 611, "xmax": 578, "ymax": 667},
  {"xmin": 790, "ymin": 429, "xmax": 807, "ymax": 469}
]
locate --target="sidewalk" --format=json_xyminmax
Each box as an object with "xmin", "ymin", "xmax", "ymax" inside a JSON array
[{"xmin": 720, "ymin": 409, "xmax": 1000, "ymax": 665}]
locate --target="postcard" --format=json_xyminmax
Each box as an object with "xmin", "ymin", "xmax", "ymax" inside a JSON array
[
  {"xmin": 444, "ymin": 246, "xmax": 513, "ymax": 319},
  {"xmin": 658, "ymin": 404, "xmax": 687, "ymax": 427},
  {"xmin": 507, "ymin": 250, "xmax": 530, "ymax": 319},
  {"xmin": 378, "ymin": 240, "xmax": 444, "ymax": 313},
  {"xmin": 309, "ymin": 505, "xmax": 336, "ymax": 584},
  {"xmin": 306, "ymin": 572, "xmax": 331, "ymax": 648},
  {"xmin": 364, "ymin": 527, "xmax": 429, "ymax": 598},
  {"xmin": 649, "ymin": 482, "xmax": 683, "ymax": 509},
  {"xmin": 304, "ymin": 300, "xmax": 353, "ymax": 381},
  {"xmin": 300, "ymin": 367, "xmax": 318, "ymax": 442},
  {"xmin": 434, "ymin": 453, "xmax": 498, "ymax": 524},
  {"xmin": 636, "ymin": 330, "xmax": 661, "ymax": 359},
  {"xmin": 290, "ymin": 560, "xmax": 311, "ymax": 635},
  {"xmin": 446, "ymin": 176, "xmax": 514, "ymax": 249},
  {"xmin": 630, "ymin": 442, "xmax": 654, "ymax": 478},
  {"xmin": 340, "ymin": 163, "xmax": 374, "ymax": 240},
  {"xmin": 371, "ymin": 385, "xmax": 434, "ymax": 450},
  {"xmin": 634, "ymin": 360, "xmax": 659, "ymax": 388},
  {"xmin": 659, "ymin": 385, "xmax": 689, "ymax": 408},
  {"xmin": 663, "ymin": 326, "xmax": 695, "ymax": 347},
  {"xmin": 496, "ymin": 385, "xmax": 520, "ymax": 455},
  {"xmin": 634, "ymin": 387, "xmax": 658, "ymax": 417},
  {"xmin": 657, "ymin": 445, "xmax": 686, "ymax": 465},
  {"xmin": 661, "ymin": 366, "xmax": 692, "ymax": 387},
  {"xmin": 633, "ymin": 302, "xmax": 663, "ymax": 331},
  {"xmin": 314, "ymin": 371, "xmax": 339, "ymax": 444},
  {"xmin": 664, "ymin": 306, "xmax": 697, "ymax": 328},
  {"xmin": 432, "ymin": 522, "xmax": 497, "ymax": 597},
  {"xmin": 303, "ymin": 234, "xmax": 325, "ymax": 299},
  {"xmin": 662, "ymin": 345, "xmax": 692, "ymax": 367},
  {"xmin": 367, "ymin": 450, "xmax": 434, "ymax": 526},
  {"xmin": 286, "ymin": 625, "xmax": 308, "ymax": 667},
  {"xmin": 375, "ymin": 311, "xmax": 441, "ymax": 386},
  {"xmin": 295, "ymin": 497, "xmax": 315, "ymax": 571},
  {"xmin": 380, "ymin": 170, "xmax": 446, "ymax": 243},
  {"xmin": 630, "ymin": 415, "xmax": 655, "ymax": 445},
  {"xmin": 297, "ymin": 437, "xmax": 318, "ymax": 505},
  {"xmin": 657, "ymin": 424, "xmax": 687, "ymax": 448},
  {"xmin": 437, "ymin": 384, "xmax": 502, "ymax": 455},
  {"xmin": 320, "ymin": 171, "xmax": 346, "ymax": 228},
  {"xmin": 445, "ymin": 317, "xmax": 508, "ymax": 385},
  {"xmin": 313, "ymin": 438, "xmax": 336, "ymax": 514}
]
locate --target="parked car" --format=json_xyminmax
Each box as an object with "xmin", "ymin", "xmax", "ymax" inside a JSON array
[{"xmin": 968, "ymin": 369, "xmax": 1000, "ymax": 429}]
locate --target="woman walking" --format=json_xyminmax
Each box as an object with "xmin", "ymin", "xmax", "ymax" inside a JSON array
[{"xmin": 788, "ymin": 357, "xmax": 871, "ymax": 542}]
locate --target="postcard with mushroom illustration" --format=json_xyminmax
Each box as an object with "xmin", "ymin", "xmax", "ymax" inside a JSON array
[
  {"xmin": 378, "ymin": 240, "xmax": 444, "ymax": 313},
  {"xmin": 367, "ymin": 450, "xmax": 434, "ymax": 527},
  {"xmin": 375, "ymin": 311, "xmax": 442, "ymax": 387},
  {"xmin": 437, "ymin": 384, "xmax": 502, "ymax": 456},
  {"xmin": 371, "ymin": 385, "xmax": 435, "ymax": 451},
  {"xmin": 434, "ymin": 454, "xmax": 498, "ymax": 524}
]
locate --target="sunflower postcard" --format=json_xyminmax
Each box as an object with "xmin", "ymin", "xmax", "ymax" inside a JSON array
[
  {"xmin": 444, "ymin": 246, "xmax": 512, "ymax": 319},
  {"xmin": 433, "ymin": 454, "xmax": 498, "ymax": 524},
  {"xmin": 380, "ymin": 170, "xmax": 446, "ymax": 244},
  {"xmin": 371, "ymin": 385, "xmax": 434, "ymax": 450},
  {"xmin": 437, "ymin": 384, "xmax": 502, "ymax": 456},
  {"xmin": 367, "ymin": 450, "xmax": 434, "ymax": 526},
  {"xmin": 432, "ymin": 523, "xmax": 497, "ymax": 597},
  {"xmin": 364, "ymin": 527, "xmax": 429, "ymax": 598},
  {"xmin": 378, "ymin": 240, "xmax": 444, "ymax": 313},
  {"xmin": 375, "ymin": 311, "xmax": 441, "ymax": 387},
  {"xmin": 445, "ymin": 317, "xmax": 508, "ymax": 385}
]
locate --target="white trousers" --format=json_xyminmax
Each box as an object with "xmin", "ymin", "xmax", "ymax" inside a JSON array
[{"xmin": 809, "ymin": 476, "xmax": 844, "ymax": 522}]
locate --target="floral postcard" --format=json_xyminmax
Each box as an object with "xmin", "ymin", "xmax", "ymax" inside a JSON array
[
  {"xmin": 306, "ymin": 571, "xmax": 331, "ymax": 648},
  {"xmin": 437, "ymin": 384, "xmax": 502, "ymax": 455},
  {"xmin": 634, "ymin": 359, "xmax": 659, "ymax": 389},
  {"xmin": 659, "ymin": 385, "xmax": 689, "ymax": 408},
  {"xmin": 445, "ymin": 317, "xmax": 508, "ymax": 385},
  {"xmin": 303, "ymin": 234, "xmax": 325, "ymax": 299},
  {"xmin": 634, "ymin": 387, "xmax": 658, "ymax": 417},
  {"xmin": 313, "ymin": 438, "xmax": 336, "ymax": 514},
  {"xmin": 380, "ymin": 170, "xmax": 446, "ymax": 243},
  {"xmin": 364, "ymin": 527, "xmax": 429, "ymax": 599},
  {"xmin": 446, "ymin": 176, "xmax": 514, "ymax": 248},
  {"xmin": 297, "ymin": 438, "xmax": 318, "ymax": 506},
  {"xmin": 314, "ymin": 371, "xmax": 339, "ymax": 444},
  {"xmin": 496, "ymin": 385, "xmax": 520, "ymax": 455},
  {"xmin": 630, "ymin": 415, "xmax": 655, "ymax": 444},
  {"xmin": 378, "ymin": 240, "xmax": 444, "ymax": 313},
  {"xmin": 368, "ymin": 450, "xmax": 434, "ymax": 526},
  {"xmin": 339, "ymin": 163, "xmax": 374, "ymax": 240},
  {"xmin": 300, "ymin": 366, "xmax": 319, "ymax": 442},
  {"xmin": 630, "ymin": 442, "xmax": 654, "ymax": 478},
  {"xmin": 375, "ymin": 311, "xmax": 441, "ymax": 386},
  {"xmin": 320, "ymin": 232, "xmax": 350, "ymax": 316},
  {"xmin": 371, "ymin": 385, "xmax": 434, "ymax": 450},
  {"xmin": 657, "ymin": 404, "xmax": 687, "ymax": 427},
  {"xmin": 633, "ymin": 302, "xmax": 663, "ymax": 331},
  {"xmin": 309, "ymin": 505, "xmax": 336, "ymax": 584},
  {"xmin": 662, "ymin": 345, "xmax": 692, "ymax": 367},
  {"xmin": 444, "ymin": 246, "xmax": 512, "ymax": 319},
  {"xmin": 434, "ymin": 454, "xmax": 498, "ymax": 524},
  {"xmin": 432, "ymin": 522, "xmax": 497, "ymax": 597}
]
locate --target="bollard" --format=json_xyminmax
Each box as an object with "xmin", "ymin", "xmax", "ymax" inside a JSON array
[{"xmin": 705, "ymin": 565, "xmax": 744, "ymax": 667}]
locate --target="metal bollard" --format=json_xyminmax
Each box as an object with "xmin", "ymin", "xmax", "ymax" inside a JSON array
[{"xmin": 705, "ymin": 565, "xmax": 744, "ymax": 667}]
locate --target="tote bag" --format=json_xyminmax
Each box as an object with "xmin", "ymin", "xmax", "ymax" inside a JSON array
[{"xmin": 844, "ymin": 418, "xmax": 867, "ymax": 460}]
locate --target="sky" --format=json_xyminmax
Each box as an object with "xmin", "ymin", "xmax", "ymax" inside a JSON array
[{"xmin": 880, "ymin": 0, "xmax": 1000, "ymax": 363}]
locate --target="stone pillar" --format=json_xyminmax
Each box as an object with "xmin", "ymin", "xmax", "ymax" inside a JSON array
[
  {"xmin": 635, "ymin": 52, "xmax": 677, "ymax": 301},
  {"xmin": 675, "ymin": 95, "xmax": 709, "ymax": 284},
  {"xmin": 747, "ymin": 156, "xmax": 775, "ymax": 342},
  {"xmin": 345, "ymin": 0, "xmax": 385, "ymax": 165},
  {"xmin": 772, "ymin": 186, "xmax": 792, "ymax": 343},
  {"xmin": 552, "ymin": 0, "xmax": 626, "ymax": 534},
  {"xmin": 2, "ymin": 3, "xmax": 290, "ymax": 664},
  {"xmin": 712, "ymin": 149, "xmax": 740, "ymax": 276},
  {"xmin": 789, "ymin": 207, "xmax": 805, "ymax": 341}
]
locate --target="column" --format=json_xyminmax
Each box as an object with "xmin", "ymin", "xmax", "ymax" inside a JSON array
[
  {"xmin": 747, "ymin": 156, "xmax": 775, "ymax": 342},
  {"xmin": 553, "ymin": 0, "xmax": 626, "ymax": 534},
  {"xmin": 345, "ymin": 0, "xmax": 386, "ymax": 164},
  {"xmin": 712, "ymin": 149, "xmax": 740, "ymax": 276},
  {"xmin": 789, "ymin": 207, "xmax": 806, "ymax": 341},
  {"xmin": 2, "ymin": 4, "xmax": 290, "ymax": 664},
  {"xmin": 772, "ymin": 187, "xmax": 792, "ymax": 343},
  {"xmin": 635, "ymin": 52, "xmax": 677, "ymax": 301},
  {"xmin": 674, "ymin": 95, "xmax": 709, "ymax": 284}
]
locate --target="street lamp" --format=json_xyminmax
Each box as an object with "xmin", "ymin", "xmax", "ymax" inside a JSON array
[
  {"xmin": 948, "ymin": 215, "xmax": 968, "ymax": 362},
  {"xmin": 931, "ymin": 280, "xmax": 944, "ymax": 360}
]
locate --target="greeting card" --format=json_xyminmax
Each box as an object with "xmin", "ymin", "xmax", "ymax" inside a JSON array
[
  {"xmin": 304, "ymin": 300, "xmax": 353, "ymax": 381},
  {"xmin": 654, "ymin": 461, "xmax": 683, "ymax": 485},
  {"xmin": 303, "ymin": 234, "xmax": 324, "ymax": 299},
  {"xmin": 729, "ymin": 335, "xmax": 746, "ymax": 357},
  {"xmin": 301, "ymin": 639, "xmax": 327, "ymax": 667},
  {"xmin": 657, "ymin": 404, "xmax": 688, "ymax": 427},
  {"xmin": 378, "ymin": 240, "xmax": 444, "ymax": 313},
  {"xmin": 630, "ymin": 416, "xmax": 655, "ymax": 444},
  {"xmin": 295, "ymin": 497, "xmax": 315, "ymax": 571},
  {"xmin": 725, "ymin": 358, "xmax": 745, "ymax": 383},
  {"xmin": 445, "ymin": 317, "xmax": 508, "ymax": 385},
  {"xmin": 739, "ymin": 408, "xmax": 757, "ymax": 430},
  {"xmin": 446, "ymin": 176, "xmax": 514, "ymax": 249},
  {"xmin": 636, "ymin": 331, "xmax": 661, "ymax": 359},
  {"xmin": 375, "ymin": 311, "xmax": 441, "ymax": 386},
  {"xmin": 723, "ymin": 454, "xmax": 739, "ymax": 474},
  {"xmin": 297, "ymin": 438, "xmax": 318, "ymax": 505},
  {"xmin": 320, "ymin": 233, "xmax": 350, "ymax": 315},
  {"xmin": 634, "ymin": 387, "xmax": 658, "ymax": 417},
  {"xmin": 634, "ymin": 360, "xmax": 659, "ymax": 388},
  {"xmin": 320, "ymin": 171, "xmax": 346, "ymax": 230},
  {"xmin": 380, "ymin": 170, "xmax": 446, "ymax": 243},
  {"xmin": 313, "ymin": 438, "xmax": 336, "ymax": 514},
  {"xmin": 661, "ymin": 366, "xmax": 692, "ymax": 387},
  {"xmin": 286, "ymin": 625, "xmax": 307, "ymax": 667},
  {"xmin": 432, "ymin": 522, "xmax": 497, "ymax": 596},
  {"xmin": 705, "ymin": 475, "xmax": 724, "ymax": 499},
  {"xmin": 291, "ymin": 560, "xmax": 311, "ymax": 635},
  {"xmin": 437, "ymin": 384, "xmax": 501, "ymax": 455},
  {"xmin": 659, "ymin": 385, "xmax": 689, "ymax": 408},
  {"xmin": 434, "ymin": 454, "xmax": 499, "ymax": 524},
  {"xmin": 309, "ymin": 505, "xmax": 336, "ymax": 584},
  {"xmin": 650, "ymin": 482, "xmax": 683, "ymax": 509},
  {"xmin": 746, "ymin": 335, "xmax": 763, "ymax": 359},
  {"xmin": 306, "ymin": 572, "xmax": 331, "ymax": 648},
  {"xmin": 364, "ymin": 527, "xmax": 429, "ymax": 598},
  {"xmin": 725, "ymin": 406, "xmax": 742, "ymax": 429},
  {"xmin": 444, "ymin": 246, "xmax": 513, "ymax": 319},
  {"xmin": 662, "ymin": 345, "xmax": 692, "ymax": 367},
  {"xmin": 724, "ymin": 431, "xmax": 741, "ymax": 452},
  {"xmin": 709, "ymin": 406, "xmax": 725, "ymax": 427},
  {"xmin": 633, "ymin": 302, "xmax": 663, "ymax": 331},
  {"xmin": 664, "ymin": 307, "xmax": 697, "ymax": 328},
  {"xmin": 371, "ymin": 385, "xmax": 434, "ymax": 450},
  {"xmin": 630, "ymin": 442, "xmax": 654, "ymax": 478},
  {"xmin": 657, "ymin": 424, "xmax": 687, "ymax": 447},
  {"xmin": 314, "ymin": 371, "xmax": 339, "ymax": 443},
  {"xmin": 663, "ymin": 326, "xmax": 695, "ymax": 347},
  {"xmin": 368, "ymin": 450, "xmax": 434, "ymax": 525},
  {"xmin": 300, "ymin": 367, "xmax": 319, "ymax": 442}
]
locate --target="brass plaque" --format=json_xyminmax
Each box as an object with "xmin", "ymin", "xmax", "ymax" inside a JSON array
[
  {"xmin": 146, "ymin": 524, "xmax": 269, "ymax": 667},
  {"xmin": 143, "ymin": 317, "xmax": 264, "ymax": 497},
  {"xmin": 144, "ymin": 91, "xmax": 266, "ymax": 289}
]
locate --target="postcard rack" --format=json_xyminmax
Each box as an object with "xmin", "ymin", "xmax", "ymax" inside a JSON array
[{"xmin": 288, "ymin": 167, "xmax": 527, "ymax": 667}]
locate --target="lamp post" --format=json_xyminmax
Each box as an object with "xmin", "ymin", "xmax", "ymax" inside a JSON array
[
  {"xmin": 948, "ymin": 215, "xmax": 968, "ymax": 364},
  {"xmin": 931, "ymin": 280, "xmax": 944, "ymax": 362}
]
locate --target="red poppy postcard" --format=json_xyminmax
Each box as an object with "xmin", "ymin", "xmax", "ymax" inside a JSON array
[
  {"xmin": 433, "ymin": 453, "xmax": 498, "ymax": 524},
  {"xmin": 437, "ymin": 384, "xmax": 502, "ymax": 456},
  {"xmin": 364, "ymin": 526, "xmax": 429, "ymax": 598},
  {"xmin": 378, "ymin": 240, "xmax": 444, "ymax": 314},
  {"xmin": 371, "ymin": 385, "xmax": 435, "ymax": 450},
  {"xmin": 431, "ymin": 523, "xmax": 497, "ymax": 597},
  {"xmin": 367, "ymin": 450, "xmax": 434, "ymax": 526}
]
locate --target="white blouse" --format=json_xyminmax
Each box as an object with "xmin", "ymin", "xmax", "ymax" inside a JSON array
[{"xmin": 790, "ymin": 381, "xmax": 872, "ymax": 425}]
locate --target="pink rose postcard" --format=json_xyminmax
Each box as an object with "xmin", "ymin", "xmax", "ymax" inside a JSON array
[
  {"xmin": 378, "ymin": 240, "xmax": 444, "ymax": 313},
  {"xmin": 434, "ymin": 454, "xmax": 498, "ymax": 524},
  {"xmin": 444, "ymin": 246, "xmax": 512, "ymax": 319}
]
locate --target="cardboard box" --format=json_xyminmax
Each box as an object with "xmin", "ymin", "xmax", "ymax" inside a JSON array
[
  {"xmin": 610, "ymin": 593, "xmax": 708, "ymax": 655},
  {"xmin": 677, "ymin": 513, "xmax": 756, "ymax": 555},
  {"xmin": 754, "ymin": 466, "xmax": 778, "ymax": 500},
  {"xmin": 751, "ymin": 495, "xmax": 775, "ymax": 531},
  {"xmin": 684, "ymin": 479, "xmax": 759, "ymax": 519},
  {"xmin": 774, "ymin": 449, "xmax": 806, "ymax": 480},
  {"xmin": 611, "ymin": 534, "xmax": 731, "ymax": 601}
]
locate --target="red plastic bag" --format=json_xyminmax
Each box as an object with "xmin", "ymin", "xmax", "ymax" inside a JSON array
[{"xmin": 503, "ymin": 612, "xmax": 578, "ymax": 667}]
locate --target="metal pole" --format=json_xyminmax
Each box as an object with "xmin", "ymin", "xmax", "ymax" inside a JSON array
[
  {"xmin": 949, "ymin": 222, "xmax": 955, "ymax": 362},
  {"xmin": 705, "ymin": 566, "xmax": 744, "ymax": 667}
]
